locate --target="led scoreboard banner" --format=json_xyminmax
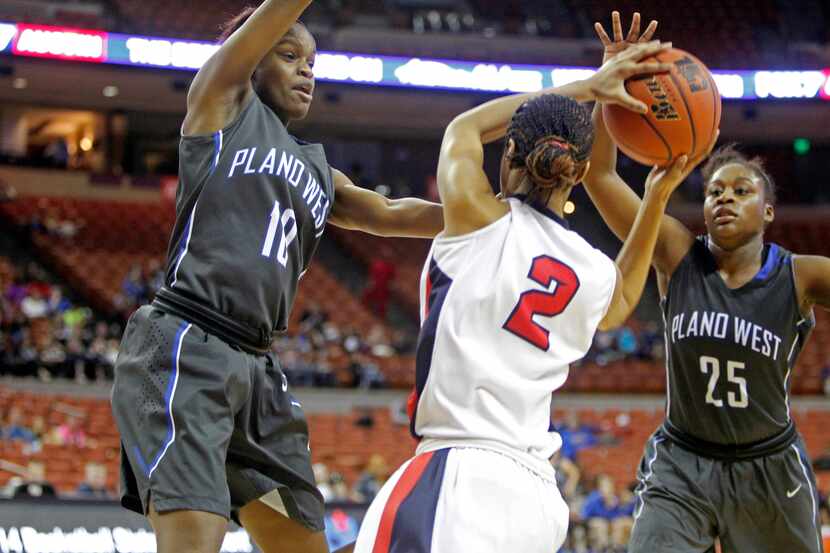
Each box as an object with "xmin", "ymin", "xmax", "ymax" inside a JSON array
[{"xmin": 1, "ymin": 21, "xmax": 829, "ymax": 100}]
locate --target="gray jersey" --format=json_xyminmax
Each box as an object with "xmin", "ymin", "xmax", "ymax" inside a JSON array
[
  {"xmin": 663, "ymin": 237, "xmax": 814, "ymax": 447},
  {"xmin": 162, "ymin": 95, "xmax": 333, "ymax": 342}
]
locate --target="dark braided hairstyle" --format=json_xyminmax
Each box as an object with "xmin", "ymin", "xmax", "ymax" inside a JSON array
[
  {"xmin": 506, "ymin": 94, "xmax": 594, "ymax": 204},
  {"xmin": 701, "ymin": 144, "xmax": 777, "ymax": 206}
]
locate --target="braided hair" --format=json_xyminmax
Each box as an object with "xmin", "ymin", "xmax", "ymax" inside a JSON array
[{"xmin": 506, "ymin": 94, "xmax": 594, "ymax": 203}]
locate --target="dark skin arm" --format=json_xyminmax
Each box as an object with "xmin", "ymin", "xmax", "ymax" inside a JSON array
[
  {"xmin": 328, "ymin": 169, "xmax": 444, "ymax": 238},
  {"xmin": 794, "ymin": 256, "xmax": 830, "ymax": 314},
  {"xmin": 182, "ymin": 0, "xmax": 312, "ymax": 136},
  {"xmin": 584, "ymin": 12, "xmax": 716, "ymax": 295}
]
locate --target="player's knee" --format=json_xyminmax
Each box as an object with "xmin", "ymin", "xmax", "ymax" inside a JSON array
[{"xmin": 149, "ymin": 504, "xmax": 228, "ymax": 553}]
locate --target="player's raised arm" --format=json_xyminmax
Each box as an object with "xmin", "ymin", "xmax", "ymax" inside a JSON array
[
  {"xmin": 182, "ymin": 0, "xmax": 313, "ymax": 136},
  {"xmin": 599, "ymin": 152, "xmax": 710, "ymax": 330},
  {"xmin": 794, "ymin": 256, "xmax": 830, "ymax": 312},
  {"xmin": 584, "ymin": 11, "xmax": 696, "ymax": 278},
  {"xmin": 328, "ymin": 169, "xmax": 445, "ymax": 238},
  {"xmin": 438, "ymin": 41, "xmax": 672, "ymax": 236}
]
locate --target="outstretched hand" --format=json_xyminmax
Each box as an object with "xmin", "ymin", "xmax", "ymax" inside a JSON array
[
  {"xmin": 595, "ymin": 11, "xmax": 659, "ymax": 63},
  {"xmin": 645, "ymin": 130, "xmax": 721, "ymax": 199},
  {"xmin": 588, "ymin": 40, "xmax": 672, "ymax": 114}
]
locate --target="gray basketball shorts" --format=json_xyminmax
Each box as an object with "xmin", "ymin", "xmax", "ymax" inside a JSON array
[
  {"xmin": 111, "ymin": 306, "xmax": 324, "ymax": 531},
  {"xmin": 628, "ymin": 429, "xmax": 824, "ymax": 553}
]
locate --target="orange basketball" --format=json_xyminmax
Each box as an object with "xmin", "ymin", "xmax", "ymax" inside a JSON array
[{"xmin": 602, "ymin": 48, "xmax": 721, "ymax": 167}]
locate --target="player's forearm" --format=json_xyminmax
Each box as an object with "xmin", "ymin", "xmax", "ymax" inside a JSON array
[
  {"xmin": 451, "ymin": 80, "xmax": 596, "ymax": 145},
  {"xmin": 583, "ymin": 104, "xmax": 644, "ymax": 243},
  {"xmin": 611, "ymin": 191, "xmax": 670, "ymax": 323},
  {"xmin": 374, "ymin": 198, "xmax": 444, "ymax": 238}
]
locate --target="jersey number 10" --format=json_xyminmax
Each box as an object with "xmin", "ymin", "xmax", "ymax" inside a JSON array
[
  {"xmin": 261, "ymin": 200, "xmax": 298, "ymax": 267},
  {"xmin": 699, "ymin": 356, "xmax": 749, "ymax": 408},
  {"xmin": 503, "ymin": 255, "xmax": 580, "ymax": 351}
]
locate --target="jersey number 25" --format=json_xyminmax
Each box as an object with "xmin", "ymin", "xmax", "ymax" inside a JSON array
[{"xmin": 503, "ymin": 255, "xmax": 580, "ymax": 351}]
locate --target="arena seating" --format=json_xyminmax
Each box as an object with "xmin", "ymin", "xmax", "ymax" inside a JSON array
[
  {"xmin": 4, "ymin": 194, "xmax": 828, "ymax": 393},
  {"xmin": 0, "ymin": 195, "xmax": 417, "ymax": 384},
  {"xmin": 1, "ymin": 388, "xmax": 828, "ymax": 497},
  {"xmin": 328, "ymin": 226, "xmax": 428, "ymax": 316}
]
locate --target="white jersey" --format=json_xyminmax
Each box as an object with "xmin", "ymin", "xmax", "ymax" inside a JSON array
[{"xmin": 410, "ymin": 197, "xmax": 617, "ymax": 475}]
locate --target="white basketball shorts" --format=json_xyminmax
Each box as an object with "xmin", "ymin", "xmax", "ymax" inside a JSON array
[{"xmin": 354, "ymin": 447, "xmax": 569, "ymax": 553}]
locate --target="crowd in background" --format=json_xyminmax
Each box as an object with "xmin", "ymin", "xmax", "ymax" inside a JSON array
[
  {"xmin": 0, "ymin": 260, "xmax": 122, "ymax": 382},
  {"xmin": 2, "ymin": 252, "xmax": 662, "ymax": 387}
]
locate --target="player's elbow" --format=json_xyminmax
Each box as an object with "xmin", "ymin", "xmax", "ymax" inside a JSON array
[{"xmin": 597, "ymin": 299, "xmax": 630, "ymax": 332}]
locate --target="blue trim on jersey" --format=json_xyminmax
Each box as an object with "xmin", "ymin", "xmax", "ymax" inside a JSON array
[
  {"xmin": 754, "ymin": 243, "xmax": 780, "ymax": 281},
  {"xmin": 389, "ymin": 448, "xmax": 450, "ymax": 553},
  {"xmin": 170, "ymin": 209, "xmax": 194, "ymax": 287},
  {"xmin": 210, "ymin": 130, "xmax": 222, "ymax": 174},
  {"xmin": 411, "ymin": 260, "xmax": 453, "ymax": 439},
  {"xmin": 134, "ymin": 321, "xmax": 189, "ymax": 478}
]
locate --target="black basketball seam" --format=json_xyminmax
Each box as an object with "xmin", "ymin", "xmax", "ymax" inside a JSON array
[
  {"xmin": 640, "ymin": 113, "xmax": 673, "ymax": 164},
  {"xmin": 613, "ymin": 136, "xmax": 667, "ymax": 161},
  {"xmin": 657, "ymin": 53, "xmax": 696, "ymax": 157},
  {"xmin": 707, "ymin": 73, "xmax": 720, "ymax": 149}
]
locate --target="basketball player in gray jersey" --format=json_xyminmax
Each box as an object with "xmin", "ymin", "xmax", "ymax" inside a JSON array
[
  {"xmin": 585, "ymin": 12, "xmax": 830, "ymax": 553},
  {"xmin": 110, "ymin": 2, "xmax": 445, "ymax": 553}
]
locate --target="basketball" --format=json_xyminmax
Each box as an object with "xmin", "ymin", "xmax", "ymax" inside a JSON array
[{"xmin": 602, "ymin": 48, "xmax": 721, "ymax": 167}]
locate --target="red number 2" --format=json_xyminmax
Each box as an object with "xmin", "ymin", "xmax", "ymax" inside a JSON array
[{"xmin": 503, "ymin": 255, "xmax": 581, "ymax": 351}]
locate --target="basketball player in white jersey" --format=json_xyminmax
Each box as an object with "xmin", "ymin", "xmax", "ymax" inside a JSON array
[{"xmin": 354, "ymin": 41, "xmax": 718, "ymax": 553}]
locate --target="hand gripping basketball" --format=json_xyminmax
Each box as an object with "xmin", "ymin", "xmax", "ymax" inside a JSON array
[
  {"xmin": 644, "ymin": 130, "xmax": 720, "ymax": 202},
  {"xmin": 588, "ymin": 41, "xmax": 673, "ymax": 114}
]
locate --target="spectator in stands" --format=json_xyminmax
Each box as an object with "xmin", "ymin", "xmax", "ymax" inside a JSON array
[
  {"xmin": 77, "ymin": 462, "xmax": 111, "ymax": 498},
  {"xmin": 313, "ymin": 462, "xmax": 336, "ymax": 503},
  {"xmin": 557, "ymin": 411, "xmax": 599, "ymax": 462},
  {"xmin": 299, "ymin": 302, "xmax": 328, "ymax": 334},
  {"xmin": 328, "ymin": 471, "xmax": 350, "ymax": 503},
  {"xmin": 324, "ymin": 508, "xmax": 360, "ymax": 551},
  {"xmin": 25, "ymin": 415, "xmax": 48, "ymax": 454},
  {"xmin": 20, "ymin": 288, "xmax": 49, "ymax": 319},
  {"xmin": 552, "ymin": 453, "xmax": 582, "ymax": 502},
  {"xmin": 11, "ymin": 461, "xmax": 56, "ymax": 499},
  {"xmin": 637, "ymin": 321, "xmax": 663, "ymax": 360},
  {"xmin": 342, "ymin": 326, "xmax": 363, "ymax": 354},
  {"xmin": 0, "ymin": 181, "xmax": 17, "ymax": 203},
  {"xmin": 591, "ymin": 328, "xmax": 619, "ymax": 365},
  {"xmin": 1, "ymin": 406, "xmax": 35, "ymax": 444},
  {"xmin": 47, "ymin": 287, "xmax": 71, "ymax": 316},
  {"xmin": 362, "ymin": 258, "xmax": 396, "ymax": 319},
  {"xmin": 121, "ymin": 264, "xmax": 149, "ymax": 308},
  {"xmin": 822, "ymin": 362, "xmax": 830, "ymax": 397},
  {"xmin": 53, "ymin": 414, "xmax": 87, "ymax": 447},
  {"xmin": 38, "ymin": 337, "xmax": 69, "ymax": 380},
  {"xmin": 580, "ymin": 474, "xmax": 632, "ymax": 553},
  {"xmin": 352, "ymin": 454, "xmax": 389, "ymax": 503},
  {"xmin": 616, "ymin": 327, "xmax": 638, "ymax": 357},
  {"xmin": 352, "ymin": 352, "xmax": 386, "ymax": 389},
  {"xmin": 365, "ymin": 325, "xmax": 394, "ymax": 357}
]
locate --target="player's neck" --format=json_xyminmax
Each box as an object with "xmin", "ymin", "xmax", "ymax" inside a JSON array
[
  {"xmin": 544, "ymin": 187, "xmax": 572, "ymax": 219},
  {"xmin": 707, "ymin": 233, "xmax": 764, "ymax": 280}
]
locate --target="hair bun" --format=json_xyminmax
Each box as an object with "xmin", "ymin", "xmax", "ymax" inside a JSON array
[{"xmin": 525, "ymin": 141, "xmax": 578, "ymax": 190}]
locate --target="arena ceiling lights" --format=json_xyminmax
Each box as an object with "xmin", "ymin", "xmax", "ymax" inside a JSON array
[{"xmin": 1, "ymin": 21, "xmax": 828, "ymax": 101}]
